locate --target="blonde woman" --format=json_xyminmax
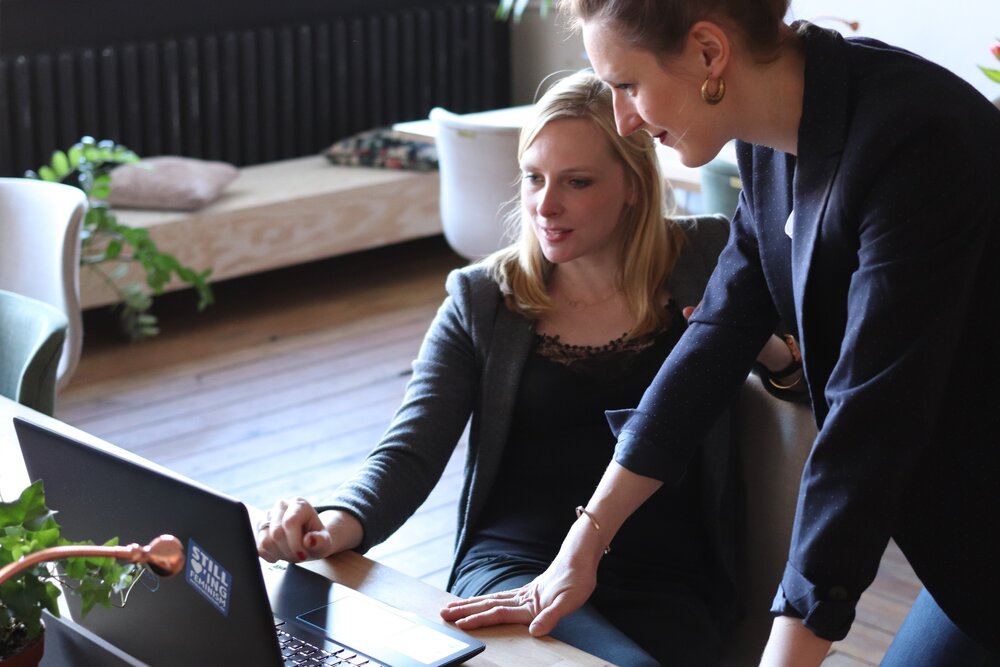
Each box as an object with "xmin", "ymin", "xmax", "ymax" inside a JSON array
[{"xmin": 258, "ymin": 70, "xmax": 795, "ymax": 665}]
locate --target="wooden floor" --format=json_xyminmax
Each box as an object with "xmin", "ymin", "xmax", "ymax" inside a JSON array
[{"xmin": 56, "ymin": 236, "xmax": 918, "ymax": 665}]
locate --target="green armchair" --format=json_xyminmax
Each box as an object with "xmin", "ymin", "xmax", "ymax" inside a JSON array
[{"xmin": 0, "ymin": 289, "xmax": 68, "ymax": 415}]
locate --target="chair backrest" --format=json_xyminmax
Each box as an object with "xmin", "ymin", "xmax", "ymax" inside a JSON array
[
  {"xmin": 700, "ymin": 157, "xmax": 742, "ymax": 220},
  {"xmin": 0, "ymin": 177, "xmax": 86, "ymax": 391},
  {"xmin": 429, "ymin": 107, "xmax": 521, "ymax": 260},
  {"xmin": 722, "ymin": 377, "xmax": 817, "ymax": 666},
  {"xmin": 0, "ymin": 289, "xmax": 69, "ymax": 415}
]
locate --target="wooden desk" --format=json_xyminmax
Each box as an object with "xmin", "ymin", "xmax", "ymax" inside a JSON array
[{"xmin": 0, "ymin": 397, "xmax": 611, "ymax": 666}]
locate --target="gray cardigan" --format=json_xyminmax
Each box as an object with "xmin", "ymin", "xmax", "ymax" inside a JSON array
[{"xmin": 325, "ymin": 215, "xmax": 738, "ymax": 609}]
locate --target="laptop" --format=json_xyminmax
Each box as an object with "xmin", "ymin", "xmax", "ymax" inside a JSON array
[{"xmin": 13, "ymin": 418, "xmax": 485, "ymax": 667}]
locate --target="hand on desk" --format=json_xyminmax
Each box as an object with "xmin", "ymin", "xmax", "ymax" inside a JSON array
[
  {"xmin": 440, "ymin": 519, "xmax": 602, "ymax": 636},
  {"xmin": 256, "ymin": 497, "xmax": 362, "ymax": 563}
]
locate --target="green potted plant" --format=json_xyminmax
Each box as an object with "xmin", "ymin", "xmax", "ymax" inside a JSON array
[
  {"xmin": 27, "ymin": 137, "xmax": 214, "ymax": 341},
  {"xmin": 495, "ymin": 0, "xmax": 552, "ymax": 21},
  {"xmin": 980, "ymin": 38, "xmax": 1000, "ymax": 109},
  {"xmin": 0, "ymin": 480, "xmax": 137, "ymax": 665},
  {"xmin": 979, "ymin": 38, "xmax": 1000, "ymax": 83}
]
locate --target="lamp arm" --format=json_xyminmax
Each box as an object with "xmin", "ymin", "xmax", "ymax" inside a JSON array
[{"xmin": 0, "ymin": 534, "xmax": 184, "ymax": 586}]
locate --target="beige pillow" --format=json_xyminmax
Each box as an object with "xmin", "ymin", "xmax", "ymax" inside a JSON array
[{"xmin": 108, "ymin": 156, "xmax": 238, "ymax": 210}]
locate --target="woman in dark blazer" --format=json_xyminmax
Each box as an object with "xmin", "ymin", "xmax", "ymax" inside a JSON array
[{"xmin": 443, "ymin": 1, "xmax": 1000, "ymax": 665}]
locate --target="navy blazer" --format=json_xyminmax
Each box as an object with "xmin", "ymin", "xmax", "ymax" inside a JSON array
[{"xmin": 609, "ymin": 23, "xmax": 1000, "ymax": 648}]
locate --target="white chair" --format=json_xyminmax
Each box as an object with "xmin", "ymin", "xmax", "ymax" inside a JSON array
[
  {"xmin": 429, "ymin": 107, "xmax": 521, "ymax": 260},
  {"xmin": 0, "ymin": 177, "xmax": 87, "ymax": 391}
]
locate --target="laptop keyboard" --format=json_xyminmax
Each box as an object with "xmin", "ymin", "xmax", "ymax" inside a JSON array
[{"xmin": 276, "ymin": 624, "xmax": 385, "ymax": 667}]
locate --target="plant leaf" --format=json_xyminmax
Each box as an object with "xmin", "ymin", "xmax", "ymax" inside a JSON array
[
  {"xmin": 91, "ymin": 181, "xmax": 112, "ymax": 200},
  {"xmin": 68, "ymin": 144, "xmax": 84, "ymax": 166},
  {"xmin": 495, "ymin": 0, "xmax": 513, "ymax": 20},
  {"xmin": 104, "ymin": 239, "xmax": 122, "ymax": 260},
  {"xmin": 979, "ymin": 65, "xmax": 1000, "ymax": 83},
  {"xmin": 50, "ymin": 150, "xmax": 70, "ymax": 178}
]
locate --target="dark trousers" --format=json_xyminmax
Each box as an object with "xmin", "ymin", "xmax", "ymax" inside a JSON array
[{"xmin": 451, "ymin": 554, "xmax": 721, "ymax": 667}]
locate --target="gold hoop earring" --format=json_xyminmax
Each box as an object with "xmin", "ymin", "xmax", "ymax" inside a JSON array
[{"xmin": 701, "ymin": 77, "xmax": 725, "ymax": 105}]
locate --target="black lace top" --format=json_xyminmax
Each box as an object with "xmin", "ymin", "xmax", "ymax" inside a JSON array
[
  {"xmin": 464, "ymin": 302, "xmax": 714, "ymax": 592},
  {"xmin": 534, "ymin": 327, "xmax": 660, "ymax": 382}
]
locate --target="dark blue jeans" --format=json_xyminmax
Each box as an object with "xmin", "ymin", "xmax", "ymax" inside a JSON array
[
  {"xmin": 451, "ymin": 554, "xmax": 721, "ymax": 667},
  {"xmin": 882, "ymin": 589, "xmax": 1000, "ymax": 666}
]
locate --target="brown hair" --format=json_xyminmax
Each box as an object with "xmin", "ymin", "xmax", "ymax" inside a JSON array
[
  {"xmin": 558, "ymin": 0, "xmax": 791, "ymax": 57},
  {"xmin": 482, "ymin": 69, "xmax": 685, "ymax": 339}
]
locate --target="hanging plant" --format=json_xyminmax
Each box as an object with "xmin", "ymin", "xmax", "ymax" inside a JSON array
[
  {"xmin": 27, "ymin": 137, "xmax": 213, "ymax": 340},
  {"xmin": 495, "ymin": 0, "xmax": 552, "ymax": 22}
]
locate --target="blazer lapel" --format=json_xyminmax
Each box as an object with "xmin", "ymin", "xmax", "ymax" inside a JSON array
[{"xmin": 791, "ymin": 24, "xmax": 852, "ymax": 410}]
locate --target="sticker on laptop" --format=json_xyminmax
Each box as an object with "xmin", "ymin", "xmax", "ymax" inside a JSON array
[{"xmin": 185, "ymin": 540, "xmax": 232, "ymax": 616}]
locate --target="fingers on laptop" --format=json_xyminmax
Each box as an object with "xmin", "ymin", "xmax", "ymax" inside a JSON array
[{"xmin": 256, "ymin": 497, "xmax": 317, "ymax": 563}]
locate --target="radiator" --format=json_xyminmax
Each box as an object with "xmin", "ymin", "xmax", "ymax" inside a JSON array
[{"xmin": 0, "ymin": 1, "xmax": 508, "ymax": 177}]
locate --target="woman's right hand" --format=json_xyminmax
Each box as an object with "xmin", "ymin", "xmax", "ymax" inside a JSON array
[{"xmin": 256, "ymin": 497, "xmax": 363, "ymax": 563}]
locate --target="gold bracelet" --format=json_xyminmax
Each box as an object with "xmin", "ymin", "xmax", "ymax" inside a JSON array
[
  {"xmin": 766, "ymin": 334, "xmax": 804, "ymax": 390},
  {"xmin": 575, "ymin": 506, "xmax": 611, "ymax": 555},
  {"xmin": 768, "ymin": 372, "xmax": 804, "ymax": 390}
]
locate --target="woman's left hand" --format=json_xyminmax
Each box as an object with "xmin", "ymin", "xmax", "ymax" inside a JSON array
[
  {"xmin": 683, "ymin": 303, "xmax": 797, "ymax": 372},
  {"xmin": 440, "ymin": 520, "xmax": 604, "ymax": 635},
  {"xmin": 439, "ymin": 565, "xmax": 594, "ymax": 635}
]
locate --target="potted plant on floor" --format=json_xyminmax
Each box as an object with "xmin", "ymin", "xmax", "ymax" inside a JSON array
[
  {"xmin": 0, "ymin": 480, "xmax": 182, "ymax": 666},
  {"xmin": 28, "ymin": 137, "xmax": 214, "ymax": 341}
]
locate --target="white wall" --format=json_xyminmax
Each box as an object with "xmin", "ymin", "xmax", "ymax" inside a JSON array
[
  {"xmin": 789, "ymin": 1, "xmax": 999, "ymax": 100},
  {"xmin": 509, "ymin": 9, "xmax": 588, "ymax": 105},
  {"xmin": 510, "ymin": 1, "xmax": 1000, "ymax": 104}
]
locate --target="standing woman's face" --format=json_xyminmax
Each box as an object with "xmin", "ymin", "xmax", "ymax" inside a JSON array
[{"xmin": 583, "ymin": 20, "xmax": 726, "ymax": 168}]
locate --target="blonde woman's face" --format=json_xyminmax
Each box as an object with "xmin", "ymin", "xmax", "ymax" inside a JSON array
[{"xmin": 520, "ymin": 117, "xmax": 633, "ymax": 268}]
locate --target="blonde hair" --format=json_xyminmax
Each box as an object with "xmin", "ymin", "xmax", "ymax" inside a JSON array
[{"xmin": 483, "ymin": 69, "xmax": 684, "ymax": 338}]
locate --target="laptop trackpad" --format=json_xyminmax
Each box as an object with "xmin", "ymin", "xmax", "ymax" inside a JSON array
[{"xmin": 297, "ymin": 593, "xmax": 475, "ymax": 666}]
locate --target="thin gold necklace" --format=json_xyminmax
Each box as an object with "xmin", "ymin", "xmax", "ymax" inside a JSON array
[{"xmin": 557, "ymin": 287, "xmax": 623, "ymax": 311}]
